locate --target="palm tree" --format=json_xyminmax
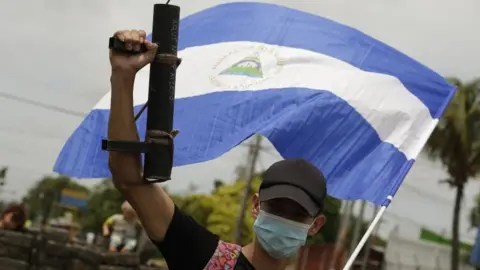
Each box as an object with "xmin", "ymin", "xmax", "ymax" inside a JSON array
[{"xmin": 425, "ymin": 78, "xmax": 480, "ymax": 270}]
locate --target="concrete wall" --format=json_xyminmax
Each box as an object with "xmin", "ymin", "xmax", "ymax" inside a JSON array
[{"xmin": 0, "ymin": 228, "xmax": 165, "ymax": 270}]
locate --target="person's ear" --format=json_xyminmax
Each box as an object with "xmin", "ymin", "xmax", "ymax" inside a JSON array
[
  {"xmin": 251, "ymin": 193, "xmax": 260, "ymax": 219},
  {"xmin": 308, "ymin": 215, "xmax": 326, "ymax": 236}
]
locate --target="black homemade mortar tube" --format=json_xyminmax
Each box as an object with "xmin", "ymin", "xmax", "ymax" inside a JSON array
[{"xmin": 143, "ymin": 4, "xmax": 180, "ymax": 182}]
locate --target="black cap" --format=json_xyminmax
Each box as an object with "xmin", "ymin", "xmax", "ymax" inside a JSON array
[{"xmin": 259, "ymin": 158, "xmax": 327, "ymax": 217}]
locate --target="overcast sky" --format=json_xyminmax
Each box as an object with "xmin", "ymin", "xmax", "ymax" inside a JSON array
[{"xmin": 0, "ymin": 0, "xmax": 479, "ymax": 243}]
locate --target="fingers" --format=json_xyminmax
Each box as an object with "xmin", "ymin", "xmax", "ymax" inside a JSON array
[
  {"xmin": 113, "ymin": 30, "xmax": 126, "ymax": 42},
  {"xmin": 111, "ymin": 29, "xmax": 159, "ymax": 70},
  {"xmin": 144, "ymin": 40, "xmax": 158, "ymax": 50},
  {"xmin": 114, "ymin": 30, "xmax": 151, "ymax": 52},
  {"xmin": 138, "ymin": 30, "xmax": 147, "ymax": 40},
  {"xmin": 143, "ymin": 41, "xmax": 159, "ymax": 62}
]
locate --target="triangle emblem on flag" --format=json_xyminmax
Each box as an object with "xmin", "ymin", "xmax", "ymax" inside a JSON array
[{"xmin": 219, "ymin": 56, "xmax": 263, "ymax": 78}]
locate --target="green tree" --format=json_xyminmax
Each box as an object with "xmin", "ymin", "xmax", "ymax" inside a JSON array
[
  {"xmin": 23, "ymin": 175, "xmax": 90, "ymax": 223},
  {"xmin": 213, "ymin": 179, "xmax": 225, "ymax": 190},
  {"xmin": 210, "ymin": 177, "xmax": 262, "ymax": 244},
  {"xmin": 425, "ymin": 78, "xmax": 480, "ymax": 270},
  {"xmin": 80, "ymin": 179, "xmax": 124, "ymax": 233},
  {"xmin": 0, "ymin": 167, "xmax": 10, "ymax": 215},
  {"xmin": 180, "ymin": 194, "xmax": 216, "ymax": 227},
  {"xmin": 0, "ymin": 167, "xmax": 7, "ymax": 186},
  {"xmin": 470, "ymin": 194, "xmax": 480, "ymax": 229},
  {"xmin": 176, "ymin": 179, "xmax": 258, "ymax": 244}
]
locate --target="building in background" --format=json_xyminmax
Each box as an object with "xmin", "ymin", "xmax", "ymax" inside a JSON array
[{"xmin": 384, "ymin": 229, "xmax": 474, "ymax": 270}]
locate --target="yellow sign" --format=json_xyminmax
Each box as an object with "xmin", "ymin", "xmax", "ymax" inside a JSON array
[{"xmin": 61, "ymin": 189, "xmax": 89, "ymax": 200}]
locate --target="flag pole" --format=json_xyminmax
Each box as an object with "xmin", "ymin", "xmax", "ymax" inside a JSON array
[{"xmin": 341, "ymin": 196, "xmax": 392, "ymax": 270}]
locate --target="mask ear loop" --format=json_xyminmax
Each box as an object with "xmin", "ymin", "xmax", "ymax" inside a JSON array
[{"xmin": 307, "ymin": 217, "xmax": 318, "ymax": 232}]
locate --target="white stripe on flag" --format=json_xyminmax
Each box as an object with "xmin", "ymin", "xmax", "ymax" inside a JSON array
[{"xmin": 94, "ymin": 41, "xmax": 434, "ymax": 159}]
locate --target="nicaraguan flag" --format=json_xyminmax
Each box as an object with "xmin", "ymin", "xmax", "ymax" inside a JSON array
[{"xmin": 54, "ymin": 2, "xmax": 456, "ymax": 205}]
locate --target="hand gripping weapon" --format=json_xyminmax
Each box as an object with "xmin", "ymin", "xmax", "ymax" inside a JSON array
[{"xmin": 102, "ymin": 2, "xmax": 181, "ymax": 183}]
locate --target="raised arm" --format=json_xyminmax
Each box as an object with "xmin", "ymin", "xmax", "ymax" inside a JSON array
[{"xmin": 108, "ymin": 29, "xmax": 174, "ymax": 241}]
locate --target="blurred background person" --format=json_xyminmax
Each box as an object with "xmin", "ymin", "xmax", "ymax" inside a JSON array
[
  {"xmin": 103, "ymin": 201, "xmax": 142, "ymax": 252},
  {"xmin": 0, "ymin": 203, "xmax": 27, "ymax": 231}
]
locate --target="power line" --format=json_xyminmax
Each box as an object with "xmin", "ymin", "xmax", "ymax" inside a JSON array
[
  {"xmin": 0, "ymin": 92, "xmax": 86, "ymax": 117},
  {"xmin": 0, "ymin": 127, "xmax": 67, "ymax": 141}
]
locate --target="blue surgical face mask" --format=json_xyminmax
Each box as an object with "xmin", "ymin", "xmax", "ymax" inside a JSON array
[{"xmin": 253, "ymin": 210, "xmax": 312, "ymax": 259}]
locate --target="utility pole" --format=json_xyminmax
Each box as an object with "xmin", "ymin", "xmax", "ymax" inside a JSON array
[
  {"xmin": 350, "ymin": 200, "xmax": 366, "ymax": 254},
  {"xmin": 234, "ymin": 135, "xmax": 262, "ymax": 244}
]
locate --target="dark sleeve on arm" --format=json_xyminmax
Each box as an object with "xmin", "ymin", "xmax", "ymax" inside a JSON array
[{"xmin": 153, "ymin": 205, "xmax": 219, "ymax": 270}]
